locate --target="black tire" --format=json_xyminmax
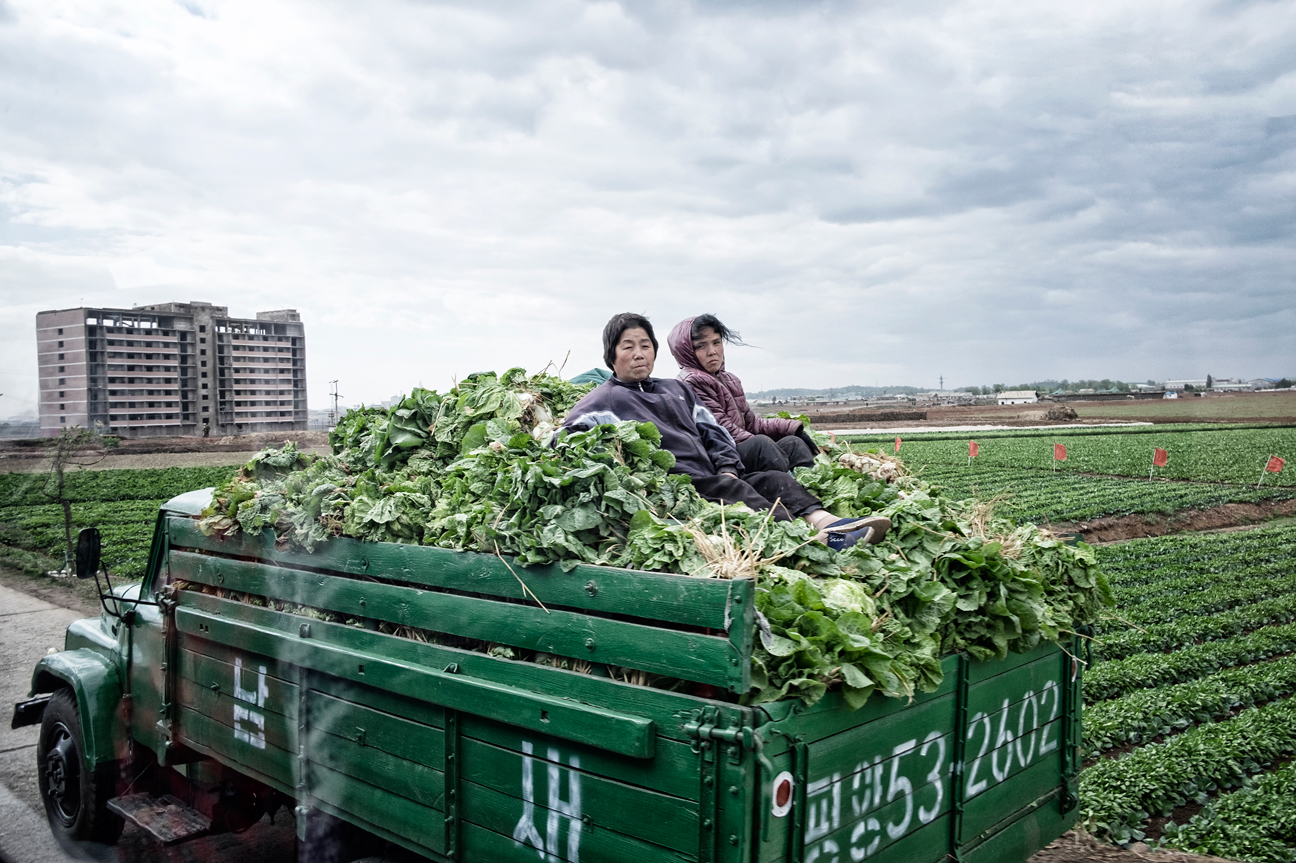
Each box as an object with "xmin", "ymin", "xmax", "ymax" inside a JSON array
[{"xmin": 36, "ymin": 688, "xmax": 123, "ymax": 845}]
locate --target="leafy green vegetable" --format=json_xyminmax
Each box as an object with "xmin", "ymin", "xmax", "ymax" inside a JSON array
[{"xmin": 195, "ymin": 367, "xmax": 1110, "ymax": 708}]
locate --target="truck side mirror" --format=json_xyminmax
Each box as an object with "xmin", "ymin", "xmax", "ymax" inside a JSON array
[{"xmin": 75, "ymin": 527, "xmax": 101, "ymax": 579}]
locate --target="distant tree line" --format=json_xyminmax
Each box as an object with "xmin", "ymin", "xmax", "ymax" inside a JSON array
[{"xmin": 958, "ymin": 379, "xmax": 1139, "ymax": 395}]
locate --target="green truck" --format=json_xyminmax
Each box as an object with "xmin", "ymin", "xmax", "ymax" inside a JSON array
[{"xmin": 14, "ymin": 489, "xmax": 1083, "ymax": 862}]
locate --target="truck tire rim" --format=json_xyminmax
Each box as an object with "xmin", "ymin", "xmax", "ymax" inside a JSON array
[{"xmin": 45, "ymin": 722, "xmax": 81, "ymax": 826}]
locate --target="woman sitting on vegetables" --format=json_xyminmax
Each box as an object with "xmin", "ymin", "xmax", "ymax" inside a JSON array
[
  {"xmin": 561, "ymin": 312, "xmax": 889, "ymax": 550},
  {"xmin": 669, "ymin": 313, "xmax": 820, "ymax": 476}
]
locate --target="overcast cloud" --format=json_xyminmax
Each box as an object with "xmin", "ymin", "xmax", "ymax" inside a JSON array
[{"xmin": 2, "ymin": 0, "xmax": 1294, "ymax": 414}]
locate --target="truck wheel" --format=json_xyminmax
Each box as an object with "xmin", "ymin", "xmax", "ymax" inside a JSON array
[{"xmin": 36, "ymin": 688, "xmax": 123, "ymax": 844}]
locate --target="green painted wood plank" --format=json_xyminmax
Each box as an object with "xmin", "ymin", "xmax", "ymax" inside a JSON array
[
  {"xmin": 168, "ymin": 516, "xmax": 740, "ymax": 630},
  {"xmin": 961, "ymin": 757, "xmax": 1065, "ymax": 842},
  {"xmin": 806, "ymin": 772, "xmax": 951, "ymax": 862},
  {"xmin": 313, "ymin": 676, "xmax": 446, "ymax": 732},
  {"xmin": 756, "ymin": 655, "xmax": 961, "ymax": 752},
  {"xmin": 175, "ymin": 677, "xmax": 296, "ymax": 753},
  {"xmin": 177, "ymin": 588, "xmax": 735, "ymax": 746},
  {"xmin": 807, "ymin": 694, "xmax": 955, "ymax": 783},
  {"xmin": 175, "ymin": 705, "xmax": 296, "ymax": 790},
  {"xmin": 460, "ymin": 821, "xmax": 565, "ymax": 863},
  {"xmin": 176, "ymin": 647, "xmax": 298, "ymax": 721},
  {"xmin": 962, "ymin": 717, "xmax": 1063, "ymax": 803},
  {"xmin": 175, "ymin": 603, "xmax": 657, "ymax": 759},
  {"xmin": 967, "ymin": 640, "xmax": 1061, "ymax": 685},
  {"xmin": 306, "ymin": 723, "xmax": 446, "ymax": 810},
  {"xmin": 961, "ymin": 788, "xmax": 1073, "ymax": 863},
  {"xmin": 308, "ymin": 760, "xmax": 446, "ymax": 856},
  {"xmin": 461, "ymin": 780, "xmax": 689, "ymax": 863},
  {"xmin": 460, "ymin": 714, "xmax": 700, "ymax": 802},
  {"xmin": 308, "ymin": 795, "xmax": 449, "ymax": 863},
  {"xmin": 967, "ymin": 655, "xmax": 1065, "ymax": 719},
  {"xmin": 177, "ymin": 626, "xmax": 295, "ymax": 681},
  {"xmin": 170, "ymin": 550, "xmax": 745, "ymax": 691},
  {"xmin": 458, "ymin": 736, "xmax": 698, "ymax": 855},
  {"xmin": 307, "ymin": 690, "xmax": 446, "ymax": 773},
  {"xmin": 847, "ymin": 813, "xmax": 950, "ymax": 863}
]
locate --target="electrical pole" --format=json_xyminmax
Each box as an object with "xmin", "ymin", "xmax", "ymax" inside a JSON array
[
  {"xmin": 939, "ymin": 375, "xmax": 944, "ymax": 392},
  {"xmin": 328, "ymin": 380, "xmax": 342, "ymax": 429}
]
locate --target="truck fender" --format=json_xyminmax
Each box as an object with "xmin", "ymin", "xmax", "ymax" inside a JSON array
[{"xmin": 30, "ymin": 649, "xmax": 124, "ymax": 772}]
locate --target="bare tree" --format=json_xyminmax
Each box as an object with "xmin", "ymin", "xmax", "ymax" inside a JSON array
[{"xmin": 39, "ymin": 427, "xmax": 105, "ymax": 572}]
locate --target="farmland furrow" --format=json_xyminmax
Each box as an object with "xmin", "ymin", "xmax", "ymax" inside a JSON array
[
  {"xmin": 1084, "ymin": 623, "xmax": 1296, "ymax": 703},
  {"xmin": 1083, "ymin": 655, "xmax": 1296, "ymax": 756},
  {"xmin": 1159, "ymin": 760, "xmax": 1296, "ymax": 862},
  {"xmin": 1079, "ymin": 696, "xmax": 1296, "ymax": 844}
]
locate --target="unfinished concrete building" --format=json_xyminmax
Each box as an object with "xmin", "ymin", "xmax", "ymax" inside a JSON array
[{"xmin": 36, "ymin": 302, "xmax": 307, "ymax": 438}]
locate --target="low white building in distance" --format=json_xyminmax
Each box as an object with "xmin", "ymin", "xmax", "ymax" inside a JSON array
[
  {"xmin": 997, "ymin": 390, "xmax": 1038, "ymax": 405},
  {"xmin": 1165, "ymin": 379, "xmax": 1208, "ymax": 391}
]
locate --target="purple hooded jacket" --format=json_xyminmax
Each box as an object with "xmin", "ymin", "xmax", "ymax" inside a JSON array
[{"xmin": 667, "ymin": 317, "xmax": 802, "ymax": 445}]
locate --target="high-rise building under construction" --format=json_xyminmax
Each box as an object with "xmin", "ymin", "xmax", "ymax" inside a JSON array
[{"xmin": 36, "ymin": 301, "xmax": 307, "ymax": 438}]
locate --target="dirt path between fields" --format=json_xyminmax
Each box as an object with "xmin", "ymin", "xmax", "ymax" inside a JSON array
[
  {"xmin": 1051, "ymin": 498, "xmax": 1296, "ymax": 543},
  {"xmin": 1028, "ymin": 831, "xmax": 1237, "ymax": 863}
]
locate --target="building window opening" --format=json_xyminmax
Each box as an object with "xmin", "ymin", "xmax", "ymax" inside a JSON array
[
  {"xmin": 60, "ymin": 417, "xmax": 66, "ymax": 424},
  {"xmin": 58, "ymin": 340, "xmax": 64, "ymax": 348},
  {"xmin": 57, "ymin": 328, "xmax": 63, "ymax": 335}
]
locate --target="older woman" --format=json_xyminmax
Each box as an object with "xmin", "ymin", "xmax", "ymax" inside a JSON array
[
  {"xmin": 563, "ymin": 312, "xmax": 888, "ymax": 549},
  {"xmin": 668, "ymin": 314, "xmax": 819, "ymax": 475}
]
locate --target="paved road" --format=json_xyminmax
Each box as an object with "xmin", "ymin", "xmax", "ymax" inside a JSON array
[{"xmin": 0, "ymin": 583, "xmax": 296, "ymax": 863}]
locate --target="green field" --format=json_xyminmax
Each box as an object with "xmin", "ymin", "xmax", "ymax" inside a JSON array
[
  {"xmin": 1079, "ymin": 524, "xmax": 1296, "ymax": 858},
  {"xmin": 916, "ymin": 464, "xmax": 1296, "ymax": 524},
  {"xmin": 0, "ymin": 466, "xmax": 236, "ymax": 577},
  {"xmin": 845, "ymin": 425, "xmax": 1296, "ymax": 486}
]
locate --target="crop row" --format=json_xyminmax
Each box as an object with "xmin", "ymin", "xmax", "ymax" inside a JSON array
[
  {"xmin": 1083, "ymin": 655, "xmax": 1296, "ymax": 756},
  {"xmin": 0, "ymin": 500, "xmax": 164, "ymax": 578},
  {"xmin": 1078, "ymin": 696, "xmax": 1296, "ymax": 844},
  {"xmin": 877, "ymin": 426, "xmax": 1296, "ymax": 485},
  {"xmin": 0, "ymin": 466, "xmax": 235, "ymax": 507},
  {"xmin": 1160, "ymin": 760, "xmax": 1296, "ymax": 863},
  {"xmin": 1095, "ymin": 593, "xmax": 1296, "ymax": 661},
  {"xmin": 1084, "ymin": 622, "xmax": 1296, "ymax": 703},
  {"xmin": 1112, "ymin": 572, "xmax": 1296, "ymax": 629},
  {"xmin": 1110, "ymin": 557, "xmax": 1296, "ymax": 605},
  {"xmin": 1096, "ymin": 523, "xmax": 1296, "ymax": 575},
  {"xmin": 917, "ymin": 465, "xmax": 1295, "ymax": 524}
]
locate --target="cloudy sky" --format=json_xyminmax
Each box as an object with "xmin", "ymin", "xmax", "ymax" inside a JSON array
[{"xmin": 2, "ymin": 0, "xmax": 1294, "ymax": 415}]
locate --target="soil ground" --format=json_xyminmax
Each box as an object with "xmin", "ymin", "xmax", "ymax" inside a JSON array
[
  {"xmin": 797, "ymin": 391, "xmax": 1296, "ymax": 430},
  {"xmin": 1027, "ymin": 831, "xmax": 1236, "ymax": 863},
  {"xmin": 1053, "ymin": 498, "xmax": 1296, "ymax": 543},
  {"xmin": 0, "ymin": 431, "xmax": 331, "ymax": 473}
]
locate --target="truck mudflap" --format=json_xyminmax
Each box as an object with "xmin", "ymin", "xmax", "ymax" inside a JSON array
[{"xmin": 29, "ymin": 648, "xmax": 124, "ymax": 771}]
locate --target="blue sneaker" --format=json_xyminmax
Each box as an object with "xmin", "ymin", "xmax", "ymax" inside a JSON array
[
  {"xmin": 826, "ymin": 525, "xmax": 873, "ymax": 550},
  {"xmin": 824, "ymin": 515, "xmax": 891, "ymax": 550}
]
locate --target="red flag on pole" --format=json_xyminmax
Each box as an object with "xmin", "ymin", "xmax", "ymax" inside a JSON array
[
  {"xmin": 1268, "ymin": 456, "xmax": 1286, "ymax": 473},
  {"xmin": 1153, "ymin": 448, "xmax": 1169, "ymax": 467},
  {"xmin": 895, "ymin": 436, "xmax": 901, "ymax": 454},
  {"xmin": 1054, "ymin": 443, "xmax": 1067, "ymax": 461},
  {"xmin": 969, "ymin": 441, "xmax": 979, "ymax": 458}
]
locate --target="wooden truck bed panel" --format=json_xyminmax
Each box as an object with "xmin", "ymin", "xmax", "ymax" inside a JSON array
[{"xmin": 149, "ymin": 516, "xmax": 1079, "ymax": 863}]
